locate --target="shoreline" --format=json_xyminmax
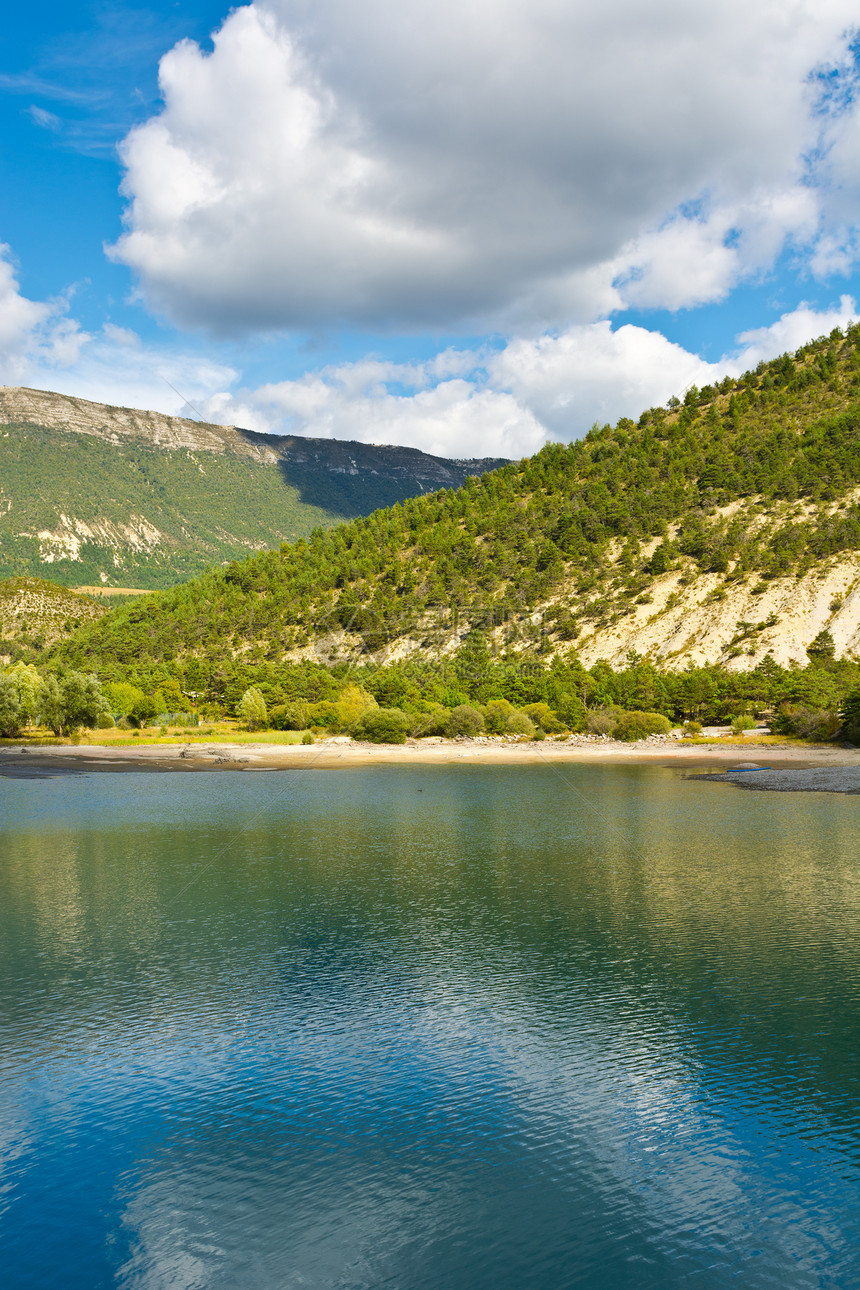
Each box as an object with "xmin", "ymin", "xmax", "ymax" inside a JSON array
[{"xmin": 1, "ymin": 737, "xmax": 858, "ymax": 782}]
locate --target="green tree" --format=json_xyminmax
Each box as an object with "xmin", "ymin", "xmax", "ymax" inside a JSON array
[
  {"xmin": 104, "ymin": 680, "xmax": 146, "ymax": 716},
  {"xmin": 130, "ymin": 694, "xmax": 158, "ymax": 728},
  {"xmin": 5, "ymin": 662, "xmax": 41, "ymax": 726},
  {"xmin": 60, "ymin": 671, "xmax": 111, "ymax": 733},
  {"xmin": 0, "ymin": 673, "xmax": 22, "ymax": 738},
  {"xmin": 39, "ymin": 671, "xmax": 109, "ymax": 735},
  {"xmin": 238, "ymin": 686, "xmax": 268, "ymax": 731},
  {"xmin": 840, "ymin": 687, "xmax": 860, "ymax": 743},
  {"xmin": 522, "ymin": 702, "xmax": 565, "ymax": 733}
]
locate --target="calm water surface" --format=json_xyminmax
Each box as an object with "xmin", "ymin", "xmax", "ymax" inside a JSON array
[{"xmin": 1, "ymin": 764, "xmax": 859, "ymax": 1288}]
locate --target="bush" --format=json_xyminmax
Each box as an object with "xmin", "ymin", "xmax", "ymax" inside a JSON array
[
  {"xmin": 445, "ymin": 704, "xmax": 485, "ymax": 738},
  {"xmin": 683, "ymin": 720, "xmax": 703, "ymax": 738},
  {"xmin": 611, "ymin": 711, "xmax": 671, "ymax": 741},
  {"xmin": 586, "ymin": 707, "xmax": 619, "ymax": 735},
  {"xmin": 352, "ymin": 707, "xmax": 409, "ymax": 743},
  {"xmin": 408, "ymin": 704, "xmax": 450, "ymax": 737},
  {"xmin": 774, "ymin": 703, "xmax": 840, "ymax": 742},
  {"xmin": 269, "ymin": 702, "xmax": 307, "ymax": 730},
  {"xmin": 730, "ymin": 713, "xmax": 757, "ymax": 732},
  {"xmin": 301, "ymin": 730, "xmax": 314, "ymax": 745},
  {"xmin": 96, "ymin": 713, "xmax": 116, "ymax": 729},
  {"xmin": 522, "ymin": 702, "xmax": 565, "ymax": 733},
  {"xmin": 483, "ymin": 698, "xmax": 536, "ymax": 736},
  {"xmin": 506, "ymin": 710, "xmax": 536, "ymax": 737},
  {"xmin": 307, "ymin": 700, "xmax": 341, "ymax": 730},
  {"xmin": 483, "ymin": 698, "xmax": 520, "ymax": 734},
  {"xmin": 336, "ymin": 684, "xmax": 377, "ymax": 728}
]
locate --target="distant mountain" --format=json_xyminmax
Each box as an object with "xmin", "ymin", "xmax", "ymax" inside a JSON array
[
  {"xmin": 0, "ymin": 387, "xmax": 507, "ymax": 588},
  {"xmin": 56, "ymin": 325, "xmax": 860, "ymax": 697}
]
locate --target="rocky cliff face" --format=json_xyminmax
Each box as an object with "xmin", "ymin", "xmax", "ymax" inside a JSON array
[{"xmin": 0, "ymin": 386, "xmax": 505, "ymax": 482}]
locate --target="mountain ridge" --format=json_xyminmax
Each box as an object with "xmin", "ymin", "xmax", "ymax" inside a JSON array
[{"xmin": 0, "ymin": 386, "xmax": 507, "ymax": 588}]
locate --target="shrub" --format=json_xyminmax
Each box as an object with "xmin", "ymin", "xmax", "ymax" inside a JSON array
[
  {"xmin": 269, "ymin": 702, "xmax": 307, "ymax": 730},
  {"xmin": 96, "ymin": 713, "xmax": 116, "ymax": 729},
  {"xmin": 483, "ymin": 698, "xmax": 520, "ymax": 734},
  {"xmin": 409, "ymin": 704, "xmax": 450, "ymax": 737},
  {"xmin": 301, "ymin": 730, "xmax": 314, "ymax": 745},
  {"xmin": 774, "ymin": 704, "xmax": 840, "ymax": 742},
  {"xmin": 522, "ymin": 702, "xmax": 565, "ymax": 733},
  {"xmin": 336, "ymin": 684, "xmax": 377, "ymax": 728},
  {"xmin": 352, "ymin": 707, "xmax": 409, "ymax": 743},
  {"xmin": 445, "ymin": 704, "xmax": 485, "ymax": 738},
  {"xmin": 507, "ymin": 710, "xmax": 536, "ymax": 737},
  {"xmin": 683, "ymin": 720, "xmax": 703, "ymax": 738},
  {"xmin": 730, "ymin": 714, "xmax": 757, "ymax": 733},
  {"xmin": 586, "ymin": 707, "xmax": 620, "ymax": 735},
  {"xmin": 611, "ymin": 711, "xmax": 671, "ymax": 741},
  {"xmin": 307, "ymin": 700, "xmax": 341, "ymax": 730}
]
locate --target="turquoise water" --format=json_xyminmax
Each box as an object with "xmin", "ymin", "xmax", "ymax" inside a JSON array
[{"xmin": 0, "ymin": 764, "xmax": 858, "ymax": 1288}]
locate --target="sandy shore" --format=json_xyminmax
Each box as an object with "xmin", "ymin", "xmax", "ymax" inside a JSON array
[{"xmin": 1, "ymin": 736, "xmax": 858, "ymax": 784}]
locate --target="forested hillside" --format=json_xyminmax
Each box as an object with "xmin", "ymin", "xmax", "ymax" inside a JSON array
[
  {"xmin": 55, "ymin": 325, "xmax": 860, "ymax": 705},
  {"xmin": 0, "ymin": 387, "xmax": 505, "ymax": 588}
]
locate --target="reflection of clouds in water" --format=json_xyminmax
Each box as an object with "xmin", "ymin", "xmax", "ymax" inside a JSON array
[
  {"xmin": 110, "ymin": 970, "xmax": 857, "ymax": 1289},
  {"xmin": 117, "ymin": 1162, "xmax": 421, "ymax": 1290},
  {"xmin": 400, "ymin": 966, "xmax": 855, "ymax": 1281}
]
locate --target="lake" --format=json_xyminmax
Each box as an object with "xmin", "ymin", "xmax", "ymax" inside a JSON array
[{"xmin": 1, "ymin": 764, "xmax": 858, "ymax": 1288}]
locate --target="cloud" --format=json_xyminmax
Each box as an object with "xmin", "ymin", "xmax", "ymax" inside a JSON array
[
  {"xmin": 200, "ymin": 298, "xmax": 860, "ymax": 456},
  {"xmin": 109, "ymin": 0, "xmax": 860, "ymax": 334},
  {"xmin": 0, "ymin": 245, "xmax": 87, "ymax": 381},
  {"xmin": 203, "ymin": 361, "xmax": 546, "ymax": 460},
  {"xmin": 0, "ymin": 243, "xmax": 234, "ymax": 414},
  {"xmin": 27, "ymin": 105, "xmax": 61, "ymax": 131},
  {"xmin": 3, "ymin": 229, "xmax": 855, "ymax": 459},
  {"xmin": 732, "ymin": 294, "xmax": 856, "ymax": 369},
  {"xmin": 487, "ymin": 325, "xmax": 721, "ymax": 436},
  {"xmin": 200, "ymin": 322, "xmax": 720, "ymax": 456}
]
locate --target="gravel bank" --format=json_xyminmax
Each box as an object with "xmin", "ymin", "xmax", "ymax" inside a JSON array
[{"xmin": 690, "ymin": 765, "xmax": 860, "ymax": 793}]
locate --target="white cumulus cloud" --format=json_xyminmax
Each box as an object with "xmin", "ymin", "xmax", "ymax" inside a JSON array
[
  {"xmin": 0, "ymin": 245, "xmax": 87, "ymax": 382},
  {"xmin": 110, "ymin": 0, "xmax": 860, "ymax": 334},
  {"xmin": 200, "ymin": 298, "xmax": 860, "ymax": 455}
]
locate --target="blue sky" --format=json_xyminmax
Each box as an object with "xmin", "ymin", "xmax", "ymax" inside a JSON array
[{"xmin": 3, "ymin": 0, "xmax": 860, "ymax": 458}]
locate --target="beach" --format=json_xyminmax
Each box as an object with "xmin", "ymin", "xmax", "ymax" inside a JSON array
[{"xmin": 2, "ymin": 735, "xmax": 858, "ymax": 787}]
